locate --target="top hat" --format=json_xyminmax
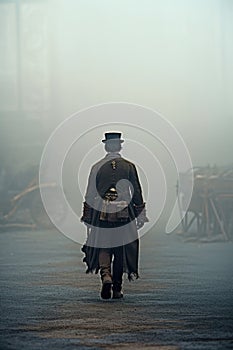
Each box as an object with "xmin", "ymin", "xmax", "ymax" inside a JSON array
[{"xmin": 102, "ymin": 132, "xmax": 124, "ymax": 143}]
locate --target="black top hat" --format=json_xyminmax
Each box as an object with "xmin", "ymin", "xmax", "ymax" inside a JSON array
[{"xmin": 102, "ymin": 132, "xmax": 124, "ymax": 143}]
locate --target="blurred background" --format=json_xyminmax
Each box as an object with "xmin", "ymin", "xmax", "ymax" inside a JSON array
[{"xmin": 0, "ymin": 0, "xmax": 232, "ymax": 231}]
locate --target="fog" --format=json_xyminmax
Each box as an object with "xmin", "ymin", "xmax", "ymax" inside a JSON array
[{"xmin": 0, "ymin": 0, "xmax": 233, "ymax": 222}]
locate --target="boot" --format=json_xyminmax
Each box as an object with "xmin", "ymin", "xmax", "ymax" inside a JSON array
[
  {"xmin": 112, "ymin": 282, "xmax": 123, "ymax": 299},
  {"xmin": 99, "ymin": 250, "xmax": 112, "ymax": 299},
  {"xmin": 100, "ymin": 269, "xmax": 112, "ymax": 299},
  {"xmin": 100, "ymin": 273, "xmax": 112, "ymax": 299}
]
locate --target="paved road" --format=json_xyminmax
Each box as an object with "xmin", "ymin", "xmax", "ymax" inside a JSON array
[{"xmin": 0, "ymin": 228, "xmax": 233, "ymax": 350}]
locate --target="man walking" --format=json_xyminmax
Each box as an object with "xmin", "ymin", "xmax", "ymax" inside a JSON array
[{"xmin": 81, "ymin": 132, "xmax": 148, "ymax": 299}]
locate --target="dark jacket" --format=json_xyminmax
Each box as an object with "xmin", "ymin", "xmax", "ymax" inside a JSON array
[
  {"xmin": 81, "ymin": 152, "xmax": 147, "ymax": 279},
  {"xmin": 85, "ymin": 152, "xmax": 144, "ymax": 207}
]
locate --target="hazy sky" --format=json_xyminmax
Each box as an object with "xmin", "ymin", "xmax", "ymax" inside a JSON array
[
  {"xmin": 0, "ymin": 0, "xmax": 233, "ymax": 168},
  {"xmin": 49, "ymin": 0, "xmax": 233, "ymax": 166}
]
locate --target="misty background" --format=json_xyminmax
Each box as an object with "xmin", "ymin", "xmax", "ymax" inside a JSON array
[{"xmin": 0, "ymin": 0, "xmax": 233, "ymax": 226}]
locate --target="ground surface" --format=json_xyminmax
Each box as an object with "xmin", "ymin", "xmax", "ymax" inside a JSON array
[{"xmin": 0, "ymin": 228, "xmax": 233, "ymax": 350}]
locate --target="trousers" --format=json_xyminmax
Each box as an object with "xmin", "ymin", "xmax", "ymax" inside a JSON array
[{"xmin": 99, "ymin": 246, "xmax": 124, "ymax": 287}]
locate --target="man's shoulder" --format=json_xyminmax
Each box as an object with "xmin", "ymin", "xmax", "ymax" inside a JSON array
[
  {"xmin": 117, "ymin": 157, "xmax": 137, "ymax": 172},
  {"xmin": 91, "ymin": 155, "xmax": 135, "ymax": 170},
  {"xmin": 120, "ymin": 157, "xmax": 135, "ymax": 166},
  {"xmin": 91, "ymin": 156, "xmax": 111, "ymax": 171},
  {"xmin": 91, "ymin": 158, "xmax": 105, "ymax": 171}
]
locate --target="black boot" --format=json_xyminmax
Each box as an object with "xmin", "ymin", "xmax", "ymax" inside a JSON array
[
  {"xmin": 99, "ymin": 249, "xmax": 113, "ymax": 299},
  {"xmin": 100, "ymin": 265, "xmax": 112, "ymax": 300},
  {"xmin": 101, "ymin": 274, "xmax": 112, "ymax": 299},
  {"xmin": 112, "ymin": 282, "xmax": 123, "ymax": 299}
]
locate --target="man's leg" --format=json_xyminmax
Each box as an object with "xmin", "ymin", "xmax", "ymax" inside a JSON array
[
  {"xmin": 99, "ymin": 248, "xmax": 112, "ymax": 299},
  {"xmin": 112, "ymin": 246, "xmax": 124, "ymax": 299}
]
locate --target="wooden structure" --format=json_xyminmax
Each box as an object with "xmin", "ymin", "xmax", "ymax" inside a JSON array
[
  {"xmin": 0, "ymin": 177, "xmax": 62, "ymax": 230},
  {"xmin": 178, "ymin": 166, "xmax": 233, "ymax": 241}
]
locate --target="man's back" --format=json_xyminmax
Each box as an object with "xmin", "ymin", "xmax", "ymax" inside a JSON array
[{"xmin": 86, "ymin": 152, "xmax": 143, "ymax": 207}]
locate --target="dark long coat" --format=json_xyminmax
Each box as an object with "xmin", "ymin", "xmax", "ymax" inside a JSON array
[{"xmin": 81, "ymin": 152, "xmax": 145, "ymax": 280}]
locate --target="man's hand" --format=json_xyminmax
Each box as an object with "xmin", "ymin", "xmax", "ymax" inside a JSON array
[
  {"xmin": 134, "ymin": 203, "xmax": 149, "ymax": 229},
  {"xmin": 81, "ymin": 202, "xmax": 93, "ymax": 226}
]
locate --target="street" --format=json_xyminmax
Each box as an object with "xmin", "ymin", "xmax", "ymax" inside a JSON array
[{"xmin": 0, "ymin": 228, "xmax": 233, "ymax": 350}]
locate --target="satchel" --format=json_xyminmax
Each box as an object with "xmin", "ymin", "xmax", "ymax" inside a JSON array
[{"xmin": 99, "ymin": 200, "xmax": 129, "ymax": 222}]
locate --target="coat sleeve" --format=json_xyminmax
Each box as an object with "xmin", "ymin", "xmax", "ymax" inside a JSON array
[
  {"xmin": 129, "ymin": 163, "xmax": 144, "ymax": 206},
  {"xmin": 84, "ymin": 164, "xmax": 98, "ymax": 207},
  {"xmin": 81, "ymin": 164, "xmax": 100, "ymax": 225},
  {"xmin": 129, "ymin": 163, "xmax": 149, "ymax": 223}
]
